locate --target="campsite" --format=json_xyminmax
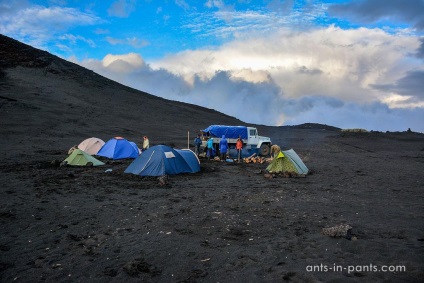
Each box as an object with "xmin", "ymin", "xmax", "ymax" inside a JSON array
[{"xmin": 1, "ymin": 35, "xmax": 424, "ymax": 282}]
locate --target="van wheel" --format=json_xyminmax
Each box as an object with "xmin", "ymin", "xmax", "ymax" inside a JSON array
[{"xmin": 259, "ymin": 144, "xmax": 270, "ymax": 156}]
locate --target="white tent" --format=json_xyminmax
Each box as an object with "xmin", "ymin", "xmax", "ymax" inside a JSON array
[{"xmin": 78, "ymin": 137, "xmax": 105, "ymax": 155}]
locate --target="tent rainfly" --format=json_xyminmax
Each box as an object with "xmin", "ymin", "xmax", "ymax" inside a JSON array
[
  {"xmin": 63, "ymin": 149, "xmax": 105, "ymax": 166},
  {"xmin": 175, "ymin": 149, "xmax": 201, "ymax": 173},
  {"xmin": 129, "ymin": 141, "xmax": 142, "ymax": 155},
  {"xmin": 78, "ymin": 137, "xmax": 105, "ymax": 155},
  {"xmin": 97, "ymin": 137, "xmax": 140, "ymax": 160},
  {"xmin": 266, "ymin": 149, "xmax": 308, "ymax": 174},
  {"xmin": 124, "ymin": 145, "xmax": 200, "ymax": 176}
]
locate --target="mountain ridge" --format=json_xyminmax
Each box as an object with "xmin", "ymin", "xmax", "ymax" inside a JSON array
[{"xmin": 0, "ymin": 34, "xmax": 345, "ymax": 163}]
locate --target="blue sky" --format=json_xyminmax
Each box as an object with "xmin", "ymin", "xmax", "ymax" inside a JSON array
[{"xmin": 1, "ymin": 0, "xmax": 424, "ymax": 132}]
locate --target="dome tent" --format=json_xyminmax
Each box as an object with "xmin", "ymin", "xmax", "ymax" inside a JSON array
[
  {"xmin": 266, "ymin": 149, "xmax": 308, "ymax": 174},
  {"xmin": 129, "ymin": 141, "xmax": 142, "ymax": 155},
  {"xmin": 78, "ymin": 137, "xmax": 105, "ymax": 155},
  {"xmin": 97, "ymin": 137, "xmax": 139, "ymax": 160},
  {"xmin": 124, "ymin": 145, "xmax": 200, "ymax": 176},
  {"xmin": 63, "ymin": 149, "xmax": 105, "ymax": 166},
  {"xmin": 175, "ymin": 149, "xmax": 200, "ymax": 173}
]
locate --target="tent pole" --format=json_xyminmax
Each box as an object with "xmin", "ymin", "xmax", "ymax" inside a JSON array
[{"xmin": 187, "ymin": 130, "xmax": 189, "ymax": 149}]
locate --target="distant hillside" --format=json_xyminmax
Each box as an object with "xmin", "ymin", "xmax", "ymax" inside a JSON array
[
  {"xmin": 0, "ymin": 35, "xmax": 346, "ymax": 162},
  {"xmin": 0, "ymin": 34, "xmax": 246, "ymax": 159},
  {"xmin": 0, "ymin": 35, "xmax": 56, "ymax": 69},
  {"xmin": 283, "ymin": 123, "xmax": 341, "ymax": 131}
]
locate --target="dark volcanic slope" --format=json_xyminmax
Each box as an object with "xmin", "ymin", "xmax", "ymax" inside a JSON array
[{"xmin": 0, "ymin": 35, "xmax": 244, "ymax": 162}]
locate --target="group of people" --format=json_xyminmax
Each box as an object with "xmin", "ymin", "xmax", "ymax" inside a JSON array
[
  {"xmin": 144, "ymin": 133, "xmax": 245, "ymax": 161},
  {"xmin": 193, "ymin": 134, "xmax": 244, "ymax": 162}
]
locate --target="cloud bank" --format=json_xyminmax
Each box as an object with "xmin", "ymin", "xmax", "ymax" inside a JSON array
[
  {"xmin": 2, "ymin": 0, "xmax": 423, "ymax": 132},
  {"xmin": 0, "ymin": 0, "xmax": 101, "ymax": 48},
  {"xmin": 75, "ymin": 25, "xmax": 424, "ymax": 132},
  {"xmin": 328, "ymin": 0, "xmax": 424, "ymax": 31}
]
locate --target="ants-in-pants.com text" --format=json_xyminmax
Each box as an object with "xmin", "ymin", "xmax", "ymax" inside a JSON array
[{"xmin": 306, "ymin": 263, "xmax": 406, "ymax": 274}]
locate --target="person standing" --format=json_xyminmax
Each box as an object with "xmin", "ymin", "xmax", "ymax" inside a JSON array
[
  {"xmin": 194, "ymin": 134, "xmax": 202, "ymax": 156},
  {"xmin": 142, "ymin": 136, "xmax": 150, "ymax": 151},
  {"xmin": 236, "ymin": 136, "xmax": 243, "ymax": 162},
  {"xmin": 219, "ymin": 135, "xmax": 228, "ymax": 161},
  {"xmin": 206, "ymin": 137, "xmax": 214, "ymax": 160}
]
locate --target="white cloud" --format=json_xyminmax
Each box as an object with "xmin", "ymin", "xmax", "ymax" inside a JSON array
[
  {"xmin": 106, "ymin": 36, "xmax": 150, "ymax": 48},
  {"xmin": 3, "ymin": 1, "xmax": 422, "ymax": 132},
  {"xmin": 126, "ymin": 37, "xmax": 149, "ymax": 48},
  {"xmin": 102, "ymin": 53, "xmax": 145, "ymax": 73},
  {"xmin": 282, "ymin": 98, "xmax": 423, "ymax": 132},
  {"xmin": 184, "ymin": 4, "xmax": 326, "ymax": 39},
  {"xmin": 94, "ymin": 28, "xmax": 109, "ymax": 35},
  {"xmin": 205, "ymin": 0, "xmax": 226, "ymax": 9},
  {"xmin": 108, "ymin": 0, "xmax": 136, "ymax": 18},
  {"xmin": 266, "ymin": 0, "xmax": 294, "ymax": 14},
  {"xmin": 75, "ymin": 53, "xmax": 423, "ymax": 130},
  {"xmin": 381, "ymin": 94, "xmax": 424, "ymax": 109},
  {"xmin": 204, "ymin": 0, "xmax": 235, "ymax": 22},
  {"xmin": 56, "ymin": 43, "xmax": 73, "ymax": 53},
  {"xmin": 73, "ymin": 24, "xmax": 424, "ymax": 132},
  {"xmin": 59, "ymin": 34, "xmax": 96, "ymax": 47},
  {"xmin": 0, "ymin": 1, "xmax": 101, "ymax": 48},
  {"xmin": 328, "ymin": 0, "xmax": 424, "ymax": 31},
  {"xmin": 175, "ymin": 0, "xmax": 190, "ymax": 10},
  {"xmin": 152, "ymin": 26, "xmax": 422, "ymax": 106}
]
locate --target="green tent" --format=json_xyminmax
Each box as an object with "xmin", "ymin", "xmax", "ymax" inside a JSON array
[
  {"xmin": 63, "ymin": 149, "xmax": 105, "ymax": 166},
  {"xmin": 266, "ymin": 149, "xmax": 308, "ymax": 174}
]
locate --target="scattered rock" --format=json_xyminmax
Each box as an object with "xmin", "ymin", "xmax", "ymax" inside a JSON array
[
  {"xmin": 157, "ymin": 175, "xmax": 169, "ymax": 186},
  {"xmin": 51, "ymin": 263, "xmax": 62, "ymax": 269},
  {"xmin": 264, "ymin": 173, "xmax": 273, "ymax": 178},
  {"xmin": 123, "ymin": 258, "xmax": 161, "ymax": 277},
  {"xmin": 322, "ymin": 224, "xmax": 353, "ymax": 239}
]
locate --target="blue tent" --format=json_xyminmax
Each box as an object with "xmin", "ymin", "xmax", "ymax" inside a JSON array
[
  {"xmin": 124, "ymin": 145, "xmax": 200, "ymax": 176},
  {"xmin": 175, "ymin": 149, "xmax": 201, "ymax": 172},
  {"xmin": 129, "ymin": 141, "xmax": 141, "ymax": 154},
  {"xmin": 97, "ymin": 137, "xmax": 139, "ymax": 160}
]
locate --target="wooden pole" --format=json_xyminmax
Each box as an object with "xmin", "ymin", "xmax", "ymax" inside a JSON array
[{"xmin": 187, "ymin": 130, "xmax": 190, "ymax": 149}]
